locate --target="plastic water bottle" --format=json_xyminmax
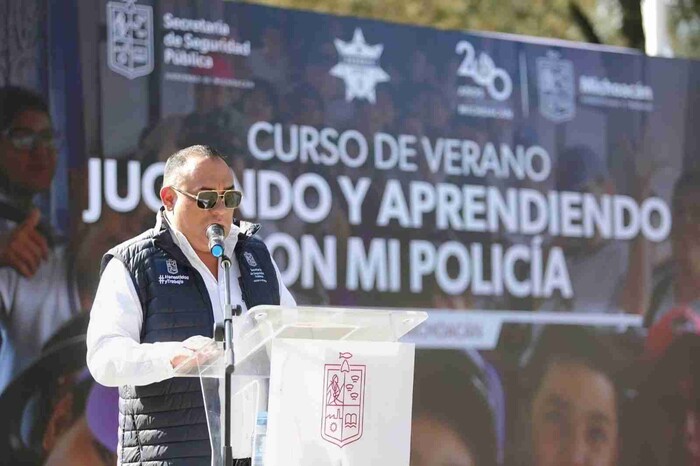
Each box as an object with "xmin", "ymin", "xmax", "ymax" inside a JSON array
[{"xmin": 252, "ymin": 411, "xmax": 268, "ymax": 466}]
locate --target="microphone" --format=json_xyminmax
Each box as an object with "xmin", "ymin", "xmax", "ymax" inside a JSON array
[{"xmin": 206, "ymin": 224, "xmax": 225, "ymax": 258}]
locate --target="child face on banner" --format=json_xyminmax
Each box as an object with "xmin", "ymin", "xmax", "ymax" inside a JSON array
[{"xmin": 530, "ymin": 361, "xmax": 619, "ymax": 466}]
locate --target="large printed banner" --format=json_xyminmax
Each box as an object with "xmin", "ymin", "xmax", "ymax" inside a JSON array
[
  {"xmin": 1, "ymin": 1, "xmax": 700, "ymax": 465},
  {"xmin": 90, "ymin": 0, "xmax": 697, "ymax": 321}
]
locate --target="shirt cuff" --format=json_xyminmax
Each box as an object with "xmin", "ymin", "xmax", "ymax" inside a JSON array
[{"xmin": 152, "ymin": 341, "xmax": 185, "ymax": 380}]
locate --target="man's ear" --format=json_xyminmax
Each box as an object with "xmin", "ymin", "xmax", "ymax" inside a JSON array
[
  {"xmin": 42, "ymin": 391, "xmax": 75, "ymax": 452},
  {"xmin": 160, "ymin": 186, "xmax": 175, "ymax": 211}
]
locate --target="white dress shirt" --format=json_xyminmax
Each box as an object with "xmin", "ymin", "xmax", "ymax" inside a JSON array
[
  {"xmin": 86, "ymin": 219, "xmax": 295, "ymax": 388},
  {"xmin": 0, "ymin": 243, "xmax": 80, "ymax": 394}
]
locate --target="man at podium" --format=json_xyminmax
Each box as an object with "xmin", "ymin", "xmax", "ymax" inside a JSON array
[{"xmin": 86, "ymin": 145, "xmax": 296, "ymax": 466}]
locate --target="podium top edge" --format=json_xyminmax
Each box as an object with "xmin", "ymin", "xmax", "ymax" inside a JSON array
[{"xmin": 247, "ymin": 304, "xmax": 429, "ymax": 318}]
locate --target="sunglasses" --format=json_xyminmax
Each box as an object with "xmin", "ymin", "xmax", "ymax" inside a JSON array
[
  {"xmin": 1, "ymin": 127, "xmax": 62, "ymax": 151},
  {"xmin": 171, "ymin": 187, "xmax": 242, "ymax": 210}
]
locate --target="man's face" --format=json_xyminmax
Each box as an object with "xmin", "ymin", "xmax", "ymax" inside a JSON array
[
  {"xmin": 165, "ymin": 155, "xmax": 236, "ymax": 254},
  {"xmin": 531, "ymin": 361, "xmax": 619, "ymax": 466},
  {"xmin": 0, "ymin": 109, "xmax": 57, "ymax": 194}
]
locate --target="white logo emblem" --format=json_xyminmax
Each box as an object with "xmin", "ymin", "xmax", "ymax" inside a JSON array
[
  {"xmin": 456, "ymin": 40, "xmax": 512, "ymax": 101},
  {"xmin": 166, "ymin": 259, "xmax": 178, "ymax": 275},
  {"xmin": 107, "ymin": 0, "xmax": 154, "ymax": 79},
  {"xmin": 537, "ymin": 51, "xmax": 576, "ymax": 123},
  {"xmin": 330, "ymin": 28, "xmax": 390, "ymax": 104},
  {"xmin": 244, "ymin": 252, "xmax": 258, "ymax": 267}
]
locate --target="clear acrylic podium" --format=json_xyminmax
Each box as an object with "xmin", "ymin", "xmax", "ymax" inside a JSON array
[{"xmin": 173, "ymin": 305, "xmax": 427, "ymax": 466}]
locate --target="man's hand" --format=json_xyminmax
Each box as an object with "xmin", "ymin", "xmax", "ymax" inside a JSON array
[
  {"xmin": 170, "ymin": 335, "xmax": 218, "ymax": 370},
  {"xmin": 0, "ymin": 209, "xmax": 49, "ymax": 278}
]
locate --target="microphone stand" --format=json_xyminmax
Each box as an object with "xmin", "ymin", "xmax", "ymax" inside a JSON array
[{"xmin": 219, "ymin": 253, "xmax": 242, "ymax": 466}]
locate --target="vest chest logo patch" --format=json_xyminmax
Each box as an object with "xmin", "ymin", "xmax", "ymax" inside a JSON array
[
  {"xmin": 242, "ymin": 251, "xmax": 267, "ymax": 284},
  {"xmin": 166, "ymin": 259, "xmax": 178, "ymax": 274},
  {"xmin": 156, "ymin": 258, "xmax": 190, "ymax": 286},
  {"xmin": 243, "ymin": 251, "xmax": 257, "ymax": 267}
]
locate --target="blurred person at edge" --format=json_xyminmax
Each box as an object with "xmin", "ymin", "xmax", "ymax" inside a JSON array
[
  {"xmin": 0, "ymin": 86, "xmax": 80, "ymax": 395},
  {"xmin": 0, "ymin": 315, "xmax": 119, "ymax": 466},
  {"xmin": 6, "ymin": 371, "xmax": 120, "ymax": 466},
  {"xmin": 646, "ymin": 171, "xmax": 700, "ymax": 324},
  {"xmin": 538, "ymin": 145, "xmax": 651, "ymax": 315},
  {"xmin": 86, "ymin": 145, "xmax": 295, "ymax": 466},
  {"xmin": 43, "ymin": 382, "xmax": 119, "ymax": 466},
  {"xmin": 628, "ymin": 306, "xmax": 700, "ymax": 466},
  {"xmin": 517, "ymin": 326, "xmax": 628, "ymax": 466},
  {"xmin": 0, "ymin": 86, "xmax": 56, "ymax": 276}
]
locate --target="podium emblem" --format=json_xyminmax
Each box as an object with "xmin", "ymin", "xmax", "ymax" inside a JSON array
[
  {"xmin": 107, "ymin": 0, "xmax": 154, "ymax": 79},
  {"xmin": 321, "ymin": 352, "xmax": 366, "ymax": 447}
]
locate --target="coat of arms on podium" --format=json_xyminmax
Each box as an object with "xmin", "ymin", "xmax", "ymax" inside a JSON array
[
  {"xmin": 321, "ymin": 352, "xmax": 366, "ymax": 447},
  {"xmin": 107, "ymin": 0, "xmax": 154, "ymax": 79}
]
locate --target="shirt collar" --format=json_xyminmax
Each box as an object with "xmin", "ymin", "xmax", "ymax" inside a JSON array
[{"xmin": 164, "ymin": 212, "xmax": 241, "ymax": 263}]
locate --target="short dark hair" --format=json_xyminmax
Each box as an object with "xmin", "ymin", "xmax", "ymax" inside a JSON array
[
  {"xmin": 162, "ymin": 144, "xmax": 228, "ymax": 187},
  {"xmin": 521, "ymin": 326, "xmax": 628, "ymax": 408},
  {"xmin": 0, "ymin": 86, "xmax": 49, "ymax": 131}
]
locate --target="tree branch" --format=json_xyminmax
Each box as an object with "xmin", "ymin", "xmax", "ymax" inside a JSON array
[
  {"xmin": 618, "ymin": 0, "xmax": 645, "ymax": 50},
  {"xmin": 569, "ymin": 1, "xmax": 602, "ymax": 44}
]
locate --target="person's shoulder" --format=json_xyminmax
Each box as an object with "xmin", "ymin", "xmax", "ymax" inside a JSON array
[
  {"xmin": 101, "ymin": 228, "xmax": 158, "ymax": 275},
  {"xmin": 106, "ymin": 228, "xmax": 157, "ymax": 257}
]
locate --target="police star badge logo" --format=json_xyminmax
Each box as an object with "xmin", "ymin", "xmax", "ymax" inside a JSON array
[
  {"xmin": 537, "ymin": 51, "xmax": 576, "ymax": 123},
  {"xmin": 330, "ymin": 28, "xmax": 390, "ymax": 104},
  {"xmin": 107, "ymin": 0, "xmax": 154, "ymax": 79},
  {"xmin": 321, "ymin": 352, "xmax": 366, "ymax": 447}
]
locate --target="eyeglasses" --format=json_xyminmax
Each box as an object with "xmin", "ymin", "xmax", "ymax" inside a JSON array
[
  {"xmin": 1, "ymin": 127, "xmax": 62, "ymax": 151},
  {"xmin": 171, "ymin": 187, "xmax": 242, "ymax": 210}
]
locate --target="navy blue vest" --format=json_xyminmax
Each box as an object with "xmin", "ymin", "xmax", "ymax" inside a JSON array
[{"xmin": 102, "ymin": 212, "xmax": 280, "ymax": 466}]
